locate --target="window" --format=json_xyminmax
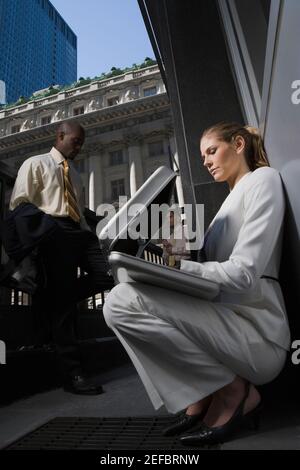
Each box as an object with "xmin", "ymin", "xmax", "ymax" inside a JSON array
[
  {"xmin": 111, "ymin": 179, "xmax": 125, "ymax": 200},
  {"xmin": 73, "ymin": 106, "xmax": 84, "ymax": 116},
  {"xmin": 11, "ymin": 124, "xmax": 20, "ymax": 134},
  {"xmin": 48, "ymin": 5, "xmax": 54, "ymax": 20},
  {"xmin": 143, "ymin": 86, "xmax": 157, "ymax": 97},
  {"xmin": 109, "ymin": 149, "xmax": 124, "ymax": 166},
  {"xmin": 148, "ymin": 140, "xmax": 164, "ymax": 157},
  {"xmin": 41, "ymin": 115, "xmax": 51, "ymax": 125},
  {"xmin": 107, "ymin": 96, "xmax": 119, "ymax": 107}
]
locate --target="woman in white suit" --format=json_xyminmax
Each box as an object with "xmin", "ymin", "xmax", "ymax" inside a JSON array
[{"xmin": 103, "ymin": 122, "xmax": 291, "ymax": 445}]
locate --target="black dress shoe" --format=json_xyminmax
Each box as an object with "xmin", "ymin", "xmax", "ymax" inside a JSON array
[
  {"xmin": 63, "ymin": 375, "xmax": 104, "ymax": 395},
  {"xmin": 180, "ymin": 383, "xmax": 262, "ymax": 446},
  {"xmin": 162, "ymin": 410, "xmax": 206, "ymax": 436}
]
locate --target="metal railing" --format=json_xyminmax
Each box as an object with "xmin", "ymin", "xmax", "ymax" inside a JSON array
[{"xmin": 10, "ymin": 289, "xmax": 31, "ymax": 306}]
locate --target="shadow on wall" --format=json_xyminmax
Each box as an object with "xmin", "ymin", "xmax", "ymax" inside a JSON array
[
  {"xmin": 277, "ymin": 161, "xmax": 300, "ymax": 394},
  {"xmin": 280, "ymin": 159, "xmax": 300, "ymax": 340},
  {"xmin": 280, "ymin": 198, "xmax": 300, "ymax": 337}
]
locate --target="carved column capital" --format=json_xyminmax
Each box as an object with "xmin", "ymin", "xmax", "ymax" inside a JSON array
[
  {"xmin": 86, "ymin": 142, "xmax": 105, "ymax": 153},
  {"xmin": 124, "ymin": 133, "xmax": 143, "ymax": 146}
]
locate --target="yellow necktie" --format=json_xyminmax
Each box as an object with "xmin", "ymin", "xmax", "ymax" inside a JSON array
[{"xmin": 62, "ymin": 160, "xmax": 81, "ymax": 223}]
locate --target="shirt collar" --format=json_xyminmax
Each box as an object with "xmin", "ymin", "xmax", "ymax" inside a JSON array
[{"xmin": 50, "ymin": 147, "xmax": 66, "ymax": 165}]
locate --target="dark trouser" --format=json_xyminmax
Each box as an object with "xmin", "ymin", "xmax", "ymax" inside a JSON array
[{"xmin": 32, "ymin": 217, "xmax": 114, "ymax": 379}]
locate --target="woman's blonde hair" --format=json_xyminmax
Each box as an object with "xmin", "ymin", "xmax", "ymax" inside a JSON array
[{"xmin": 201, "ymin": 121, "xmax": 270, "ymax": 171}]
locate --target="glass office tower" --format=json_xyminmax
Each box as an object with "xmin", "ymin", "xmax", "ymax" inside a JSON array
[{"xmin": 0, "ymin": 0, "xmax": 77, "ymax": 104}]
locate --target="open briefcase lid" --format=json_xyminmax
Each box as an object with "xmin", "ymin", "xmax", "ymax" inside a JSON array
[{"xmin": 98, "ymin": 165, "xmax": 178, "ymax": 260}]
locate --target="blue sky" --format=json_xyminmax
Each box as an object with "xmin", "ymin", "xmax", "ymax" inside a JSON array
[{"xmin": 50, "ymin": 0, "xmax": 154, "ymax": 79}]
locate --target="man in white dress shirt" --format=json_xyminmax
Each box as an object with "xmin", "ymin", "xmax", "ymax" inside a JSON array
[{"xmin": 9, "ymin": 121, "xmax": 114, "ymax": 394}]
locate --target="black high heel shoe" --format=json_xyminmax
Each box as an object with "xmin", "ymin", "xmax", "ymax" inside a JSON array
[
  {"xmin": 162, "ymin": 409, "xmax": 207, "ymax": 437},
  {"xmin": 180, "ymin": 383, "xmax": 262, "ymax": 446}
]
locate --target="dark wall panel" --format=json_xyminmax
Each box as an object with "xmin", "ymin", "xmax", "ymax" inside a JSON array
[{"xmin": 143, "ymin": 0, "xmax": 243, "ymax": 228}]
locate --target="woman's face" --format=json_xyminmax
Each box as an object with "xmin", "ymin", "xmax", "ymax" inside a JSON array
[{"xmin": 200, "ymin": 132, "xmax": 248, "ymax": 188}]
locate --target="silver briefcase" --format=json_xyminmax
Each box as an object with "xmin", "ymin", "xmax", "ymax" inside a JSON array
[{"xmin": 99, "ymin": 166, "xmax": 219, "ymax": 300}]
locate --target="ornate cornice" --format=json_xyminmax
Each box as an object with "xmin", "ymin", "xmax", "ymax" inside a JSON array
[
  {"xmin": 0, "ymin": 94, "xmax": 170, "ymax": 153},
  {"xmin": 0, "ymin": 117, "xmax": 175, "ymax": 165},
  {"xmin": 163, "ymin": 125, "xmax": 175, "ymax": 137},
  {"xmin": 85, "ymin": 143, "xmax": 105, "ymax": 154},
  {"xmin": 0, "ymin": 65, "xmax": 160, "ymax": 117}
]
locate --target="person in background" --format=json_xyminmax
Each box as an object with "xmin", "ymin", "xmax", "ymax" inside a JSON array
[{"xmin": 9, "ymin": 120, "xmax": 114, "ymax": 395}]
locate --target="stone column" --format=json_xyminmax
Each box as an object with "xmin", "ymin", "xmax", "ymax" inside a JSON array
[
  {"xmin": 169, "ymin": 134, "xmax": 185, "ymax": 207},
  {"xmin": 88, "ymin": 158, "xmax": 95, "ymax": 212},
  {"xmin": 88, "ymin": 149, "xmax": 104, "ymax": 212},
  {"xmin": 126, "ymin": 135, "xmax": 144, "ymax": 196}
]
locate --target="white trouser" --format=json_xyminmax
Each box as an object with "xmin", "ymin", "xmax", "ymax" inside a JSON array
[{"xmin": 103, "ymin": 282, "xmax": 286, "ymax": 414}]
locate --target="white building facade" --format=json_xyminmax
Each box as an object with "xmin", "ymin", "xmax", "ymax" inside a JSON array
[{"xmin": 0, "ymin": 65, "xmax": 183, "ymax": 213}]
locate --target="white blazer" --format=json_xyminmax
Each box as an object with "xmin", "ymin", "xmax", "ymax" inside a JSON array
[{"xmin": 181, "ymin": 167, "xmax": 291, "ymax": 350}]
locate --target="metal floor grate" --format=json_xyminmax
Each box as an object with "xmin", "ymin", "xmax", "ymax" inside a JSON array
[{"xmin": 6, "ymin": 416, "xmax": 219, "ymax": 450}]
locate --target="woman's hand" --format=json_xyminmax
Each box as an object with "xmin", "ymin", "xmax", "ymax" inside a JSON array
[
  {"xmin": 162, "ymin": 239, "xmax": 174, "ymax": 255},
  {"xmin": 173, "ymin": 259, "xmax": 181, "ymax": 270}
]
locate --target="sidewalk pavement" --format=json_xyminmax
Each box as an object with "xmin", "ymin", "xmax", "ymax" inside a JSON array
[{"xmin": 0, "ymin": 363, "xmax": 299, "ymax": 450}]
